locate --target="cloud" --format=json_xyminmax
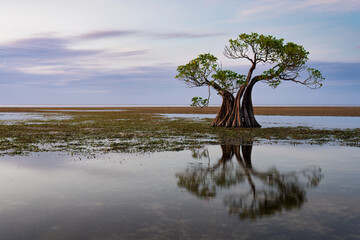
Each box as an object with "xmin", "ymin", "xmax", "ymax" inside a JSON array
[
  {"xmin": 0, "ymin": 36, "xmax": 101, "ymax": 67},
  {"xmin": 0, "ymin": 29, "xmax": 224, "ymax": 77},
  {"xmin": 0, "ymin": 57, "xmax": 176, "ymax": 87},
  {"xmin": 75, "ymin": 65, "xmax": 177, "ymax": 87},
  {"xmin": 66, "ymin": 88, "xmax": 110, "ymax": 94},
  {"xmin": 0, "ymin": 34, "xmax": 149, "ymax": 81},
  {"xmin": 148, "ymin": 32, "xmax": 224, "ymax": 39},
  {"xmin": 104, "ymin": 50, "xmax": 149, "ymax": 58},
  {"xmin": 0, "ymin": 31, "xmax": 199, "ymax": 89},
  {"xmin": 309, "ymin": 61, "xmax": 360, "ymax": 82},
  {"xmin": 0, "ymin": 33, "xmax": 150, "ymax": 66},
  {"xmin": 77, "ymin": 29, "xmax": 225, "ymax": 41},
  {"xmin": 78, "ymin": 30, "xmax": 139, "ymax": 40},
  {"xmin": 0, "ymin": 29, "xmax": 223, "ymax": 75},
  {"xmin": 230, "ymin": 0, "xmax": 360, "ymax": 22},
  {"xmin": 290, "ymin": 0, "xmax": 360, "ymax": 12}
]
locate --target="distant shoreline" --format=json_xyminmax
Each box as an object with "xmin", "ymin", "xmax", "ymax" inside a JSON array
[
  {"xmin": 0, "ymin": 106, "xmax": 360, "ymax": 117},
  {"xmin": 0, "ymin": 104, "xmax": 359, "ymax": 107}
]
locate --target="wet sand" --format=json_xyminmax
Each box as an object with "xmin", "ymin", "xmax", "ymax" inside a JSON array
[{"xmin": 0, "ymin": 106, "xmax": 359, "ymax": 116}]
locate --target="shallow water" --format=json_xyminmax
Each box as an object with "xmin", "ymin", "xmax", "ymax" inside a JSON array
[
  {"xmin": 0, "ymin": 144, "xmax": 359, "ymax": 239},
  {"xmin": 162, "ymin": 114, "xmax": 360, "ymax": 129},
  {"xmin": 0, "ymin": 112, "xmax": 71, "ymax": 122},
  {"xmin": 40, "ymin": 109, "xmax": 128, "ymax": 112}
]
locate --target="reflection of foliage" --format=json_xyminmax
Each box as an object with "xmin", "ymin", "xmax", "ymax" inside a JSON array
[
  {"xmin": 190, "ymin": 148, "xmax": 210, "ymax": 159},
  {"xmin": 176, "ymin": 144, "xmax": 322, "ymax": 220},
  {"xmin": 177, "ymin": 145, "xmax": 247, "ymax": 198},
  {"xmin": 224, "ymin": 166, "xmax": 322, "ymax": 220}
]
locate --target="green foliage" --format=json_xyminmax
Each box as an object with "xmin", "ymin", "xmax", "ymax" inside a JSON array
[
  {"xmin": 176, "ymin": 53, "xmax": 244, "ymax": 106},
  {"xmin": 212, "ymin": 70, "xmax": 246, "ymax": 94},
  {"xmin": 175, "ymin": 53, "xmax": 243, "ymax": 92},
  {"xmin": 225, "ymin": 33, "xmax": 325, "ymax": 89},
  {"xmin": 191, "ymin": 96, "xmax": 209, "ymax": 108},
  {"xmin": 175, "ymin": 53, "xmax": 218, "ymax": 88},
  {"xmin": 225, "ymin": 33, "xmax": 284, "ymax": 64}
]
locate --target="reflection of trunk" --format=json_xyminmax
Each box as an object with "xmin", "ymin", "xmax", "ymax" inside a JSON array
[
  {"xmin": 220, "ymin": 145, "xmax": 235, "ymax": 163},
  {"xmin": 241, "ymin": 144, "xmax": 253, "ymax": 168},
  {"xmin": 233, "ymin": 143, "xmax": 256, "ymax": 197},
  {"xmin": 211, "ymin": 145, "xmax": 235, "ymax": 170},
  {"xmin": 231, "ymin": 143, "xmax": 252, "ymax": 169},
  {"xmin": 211, "ymin": 91, "xmax": 235, "ymax": 127}
]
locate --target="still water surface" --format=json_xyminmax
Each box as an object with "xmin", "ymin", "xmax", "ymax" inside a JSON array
[
  {"xmin": 0, "ymin": 144, "xmax": 359, "ymax": 239},
  {"xmin": 0, "ymin": 112, "xmax": 71, "ymax": 121},
  {"xmin": 162, "ymin": 114, "xmax": 360, "ymax": 129},
  {"xmin": 1, "ymin": 112, "xmax": 359, "ymax": 129}
]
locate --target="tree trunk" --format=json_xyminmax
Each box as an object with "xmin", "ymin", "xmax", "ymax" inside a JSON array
[
  {"xmin": 224, "ymin": 85, "xmax": 246, "ymax": 128},
  {"xmin": 209, "ymin": 63, "xmax": 260, "ymax": 128},
  {"xmin": 224, "ymin": 77, "xmax": 261, "ymax": 128},
  {"xmin": 211, "ymin": 91, "xmax": 235, "ymax": 127},
  {"xmin": 241, "ymin": 78, "xmax": 261, "ymax": 128}
]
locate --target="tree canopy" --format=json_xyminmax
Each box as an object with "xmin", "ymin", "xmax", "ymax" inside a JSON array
[
  {"xmin": 176, "ymin": 33, "xmax": 324, "ymax": 128},
  {"xmin": 175, "ymin": 53, "xmax": 245, "ymax": 94},
  {"xmin": 224, "ymin": 33, "xmax": 324, "ymax": 88}
]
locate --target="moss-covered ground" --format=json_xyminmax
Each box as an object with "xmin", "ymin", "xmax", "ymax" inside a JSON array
[{"xmin": 0, "ymin": 109, "xmax": 358, "ymax": 155}]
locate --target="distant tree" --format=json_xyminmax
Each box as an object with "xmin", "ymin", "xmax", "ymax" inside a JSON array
[
  {"xmin": 175, "ymin": 53, "xmax": 245, "ymax": 126},
  {"xmin": 190, "ymin": 96, "xmax": 210, "ymax": 108},
  {"xmin": 176, "ymin": 33, "xmax": 324, "ymax": 128}
]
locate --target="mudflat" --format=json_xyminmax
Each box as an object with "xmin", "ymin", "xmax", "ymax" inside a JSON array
[{"xmin": 0, "ymin": 106, "xmax": 359, "ymax": 116}]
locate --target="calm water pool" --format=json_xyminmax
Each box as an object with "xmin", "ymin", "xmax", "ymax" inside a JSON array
[
  {"xmin": 0, "ymin": 144, "xmax": 359, "ymax": 239},
  {"xmin": 40, "ymin": 110, "xmax": 128, "ymax": 112},
  {"xmin": 0, "ymin": 112, "xmax": 71, "ymax": 122},
  {"xmin": 162, "ymin": 114, "xmax": 360, "ymax": 129}
]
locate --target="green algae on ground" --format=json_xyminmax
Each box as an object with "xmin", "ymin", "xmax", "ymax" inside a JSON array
[{"xmin": 0, "ymin": 110, "xmax": 359, "ymax": 155}]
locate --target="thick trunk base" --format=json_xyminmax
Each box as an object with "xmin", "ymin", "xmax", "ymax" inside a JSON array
[
  {"xmin": 222, "ymin": 81, "xmax": 261, "ymax": 128},
  {"xmin": 211, "ymin": 92, "xmax": 234, "ymax": 127}
]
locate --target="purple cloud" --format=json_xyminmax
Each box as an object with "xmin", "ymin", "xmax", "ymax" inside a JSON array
[
  {"xmin": 0, "ymin": 37, "xmax": 101, "ymax": 66},
  {"xmin": 0, "ymin": 35, "xmax": 149, "ymax": 70},
  {"xmin": 147, "ymin": 32, "xmax": 225, "ymax": 39},
  {"xmin": 78, "ymin": 30, "xmax": 139, "ymax": 40},
  {"xmin": 77, "ymin": 29, "xmax": 225, "ymax": 41},
  {"xmin": 105, "ymin": 50, "xmax": 149, "ymax": 58}
]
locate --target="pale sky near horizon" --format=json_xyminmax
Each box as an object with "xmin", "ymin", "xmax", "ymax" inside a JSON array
[{"xmin": 0, "ymin": 0, "xmax": 359, "ymax": 105}]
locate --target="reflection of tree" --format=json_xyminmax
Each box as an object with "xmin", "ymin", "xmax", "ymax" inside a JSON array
[
  {"xmin": 190, "ymin": 148, "xmax": 210, "ymax": 161},
  {"xmin": 176, "ymin": 144, "xmax": 322, "ymax": 220}
]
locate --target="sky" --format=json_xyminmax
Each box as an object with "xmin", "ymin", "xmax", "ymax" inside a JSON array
[{"xmin": 0, "ymin": 0, "xmax": 359, "ymax": 106}]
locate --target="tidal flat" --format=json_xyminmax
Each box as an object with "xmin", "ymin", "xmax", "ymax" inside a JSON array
[
  {"xmin": 0, "ymin": 107, "xmax": 359, "ymax": 239},
  {"xmin": 0, "ymin": 107, "xmax": 359, "ymax": 155}
]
